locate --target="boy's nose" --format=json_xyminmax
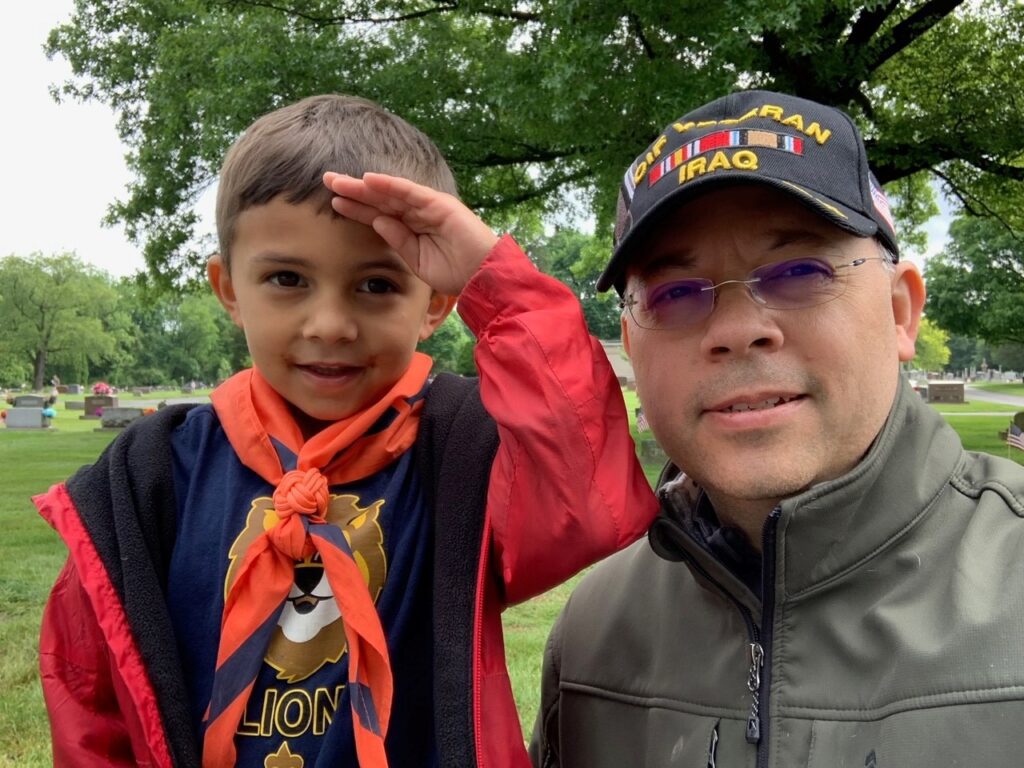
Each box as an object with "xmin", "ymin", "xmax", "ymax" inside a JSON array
[{"xmin": 302, "ymin": 296, "xmax": 359, "ymax": 343}]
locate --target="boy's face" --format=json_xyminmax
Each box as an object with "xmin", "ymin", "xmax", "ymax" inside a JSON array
[{"xmin": 209, "ymin": 197, "xmax": 451, "ymax": 430}]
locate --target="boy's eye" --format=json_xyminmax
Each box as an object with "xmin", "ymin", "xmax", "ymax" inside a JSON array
[
  {"xmin": 268, "ymin": 271, "xmax": 304, "ymax": 288},
  {"xmin": 359, "ymin": 277, "xmax": 398, "ymax": 294}
]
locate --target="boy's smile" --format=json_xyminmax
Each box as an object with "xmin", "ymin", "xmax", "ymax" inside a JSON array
[{"xmin": 209, "ymin": 197, "xmax": 451, "ymax": 434}]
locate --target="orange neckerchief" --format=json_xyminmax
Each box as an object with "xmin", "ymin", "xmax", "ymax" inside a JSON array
[{"xmin": 202, "ymin": 353, "xmax": 431, "ymax": 768}]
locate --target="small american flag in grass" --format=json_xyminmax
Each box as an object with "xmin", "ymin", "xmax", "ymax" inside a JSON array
[
  {"xmin": 635, "ymin": 407, "xmax": 650, "ymax": 433},
  {"xmin": 1008, "ymin": 422, "xmax": 1024, "ymax": 451}
]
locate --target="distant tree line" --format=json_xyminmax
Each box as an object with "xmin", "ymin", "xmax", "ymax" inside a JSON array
[
  {"xmin": 6, "ymin": 208, "xmax": 1020, "ymax": 392},
  {"xmin": 0, "ymin": 230, "xmax": 621, "ymax": 390},
  {"xmin": 0, "ymin": 253, "xmax": 248, "ymax": 390}
]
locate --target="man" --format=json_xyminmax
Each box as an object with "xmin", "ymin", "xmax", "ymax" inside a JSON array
[{"xmin": 530, "ymin": 90, "xmax": 1024, "ymax": 767}]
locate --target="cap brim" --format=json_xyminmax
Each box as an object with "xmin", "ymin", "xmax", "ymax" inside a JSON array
[{"xmin": 597, "ymin": 173, "xmax": 881, "ymax": 293}]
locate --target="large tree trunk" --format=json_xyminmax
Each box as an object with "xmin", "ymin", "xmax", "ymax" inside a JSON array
[{"xmin": 33, "ymin": 348, "xmax": 47, "ymax": 391}]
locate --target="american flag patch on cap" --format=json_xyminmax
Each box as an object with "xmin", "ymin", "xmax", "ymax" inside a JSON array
[{"xmin": 869, "ymin": 176, "xmax": 894, "ymax": 232}]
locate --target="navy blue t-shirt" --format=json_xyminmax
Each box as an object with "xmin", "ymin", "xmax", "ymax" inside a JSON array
[{"xmin": 166, "ymin": 405, "xmax": 437, "ymax": 766}]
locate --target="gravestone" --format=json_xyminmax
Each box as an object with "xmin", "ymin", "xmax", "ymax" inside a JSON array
[
  {"xmin": 56, "ymin": 385, "xmax": 69, "ymax": 394},
  {"xmin": 82, "ymin": 394, "xmax": 118, "ymax": 418},
  {"xmin": 13, "ymin": 394, "xmax": 45, "ymax": 408},
  {"xmin": 97, "ymin": 407, "xmax": 144, "ymax": 431},
  {"xmin": 926, "ymin": 380, "xmax": 965, "ymax": 404},
  {"xmin": 66, "ymin": 384, "xmax": 83, "ymax": 394},
  {"xmin": 5, "ymin": 407, "xmax": 51, "ymax": 429},
  {"xmin": 637, "ymin": 439, "xmax": 668, "ymax": 465}
]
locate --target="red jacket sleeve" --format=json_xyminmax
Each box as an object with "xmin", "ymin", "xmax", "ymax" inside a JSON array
[
  {"xmin": 40, "ymin": 557, "xmax": 139, "ymax": 767},
  {"xmin": 457, "ymin": 235, "xmax": 658, "ymax": 605},
  {"xmin": 36, "ymin": 482, "xmax": 174, "ymax": 768}
]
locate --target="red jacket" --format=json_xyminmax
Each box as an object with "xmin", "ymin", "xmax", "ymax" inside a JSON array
[{"xmin": 36, "ymin": 236, "xmax": 658, "ymax": 767}]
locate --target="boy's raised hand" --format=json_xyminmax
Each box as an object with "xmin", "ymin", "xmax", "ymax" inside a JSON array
[{"xmin": 324, "ymin": 172, "xmax": 498, "ymax": 296}]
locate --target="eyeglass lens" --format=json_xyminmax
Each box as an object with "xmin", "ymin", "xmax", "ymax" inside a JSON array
[{"xmin": 631, "ymin": 257, "xmax": 848, "ymax": 330}]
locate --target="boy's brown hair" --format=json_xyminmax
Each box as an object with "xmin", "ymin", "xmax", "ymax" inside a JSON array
[{"xmin": 215, "ymin": 94, "xmax": 458, "ymax": 267}]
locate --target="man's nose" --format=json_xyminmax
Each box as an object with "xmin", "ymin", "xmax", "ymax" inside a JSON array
[{"xmin": 698, "ymin": 285, "xmax": 784, "ymax": 359}]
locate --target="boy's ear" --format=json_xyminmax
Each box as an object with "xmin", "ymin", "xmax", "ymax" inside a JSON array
[
  {"xmin": 418, "ymin": 292, "xmax": 458, "ymax": 341},
  {"xmin": 207, "ymin": 254, "xmax": 243, "ymax": 328},
  {"xmin": 891, "ymin": 261, "xmax": 926, "ymax": 362}
]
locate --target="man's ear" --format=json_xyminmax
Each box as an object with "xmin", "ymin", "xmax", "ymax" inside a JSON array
[
  {"xmin": 621, "ymin": 306, "xmax": 633, "ymax": 358},
  {"xmin": 207, "ymin": 254, "xmax": 243, "ymax": 328},
  {"xmin": 890, "ymin": 261, "xmax": 926, "ymax": 362},
  {"xmin": 418, "ymin": 292, "xmax": 458, "ymax": 341}
]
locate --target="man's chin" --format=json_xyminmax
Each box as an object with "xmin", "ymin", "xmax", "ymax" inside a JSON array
[{"xmin": 700, "ymin": 474, "xmax": 812, "ymax": 509}]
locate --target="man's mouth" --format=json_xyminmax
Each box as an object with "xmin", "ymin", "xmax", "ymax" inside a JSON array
[{"xmin": 718, "ymin": 394, "xmax": 804, "ymax": 413}]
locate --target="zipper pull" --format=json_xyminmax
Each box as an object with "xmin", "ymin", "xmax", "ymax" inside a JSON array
[{"xmin": 745, "ymin": 642, "xmax": 764, "ymax": 744}]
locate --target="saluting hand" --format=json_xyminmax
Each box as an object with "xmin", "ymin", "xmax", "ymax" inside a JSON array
[{"xmin": 323, "ymin": 172, "xmax": 498, "ymax": 296}]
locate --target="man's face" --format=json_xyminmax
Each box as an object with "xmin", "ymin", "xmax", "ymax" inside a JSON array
[{"xmin": 621, "ymin": 185, "xmax": 923, "ymax": 520}]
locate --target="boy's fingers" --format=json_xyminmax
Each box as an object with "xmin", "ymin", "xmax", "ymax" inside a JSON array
[
  {"xmin": 338, "ymin": 174, "xmax": 452, "ymax": 227},
  {"xmin": 370, "ymin": 217, "xmax": 420, "ymax": 270},
  {"xmin": 361, "ymin": 173, "xmax": 439, "ymax": 210},
  {"xmin": 330, "ymin": 196, "xmax": 381, "ymax": 226},
  {"xmin": 324, "ymin": 172, "xmax": 397, "ymax": 214}
]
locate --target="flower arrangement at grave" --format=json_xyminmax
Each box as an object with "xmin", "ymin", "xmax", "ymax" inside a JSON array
[{"xmin": 92, "ymin": 381, "xmax": 113, "ymax": 395}]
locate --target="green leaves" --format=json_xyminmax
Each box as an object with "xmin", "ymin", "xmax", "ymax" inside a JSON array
[
  {"xmin": 911, "ymin": 317, "xmax": 950, "ymax": 372},
  {"xmin": 45, "ymin": 0, "xmax": 1024, "ymax": 284},
  {"xmin": 0, "ymin": 252, "xmax": 119, "ymax": 389},
  {"xmin": 924, "ymin": 216, "xmax": 1024, "ymax": 346}
]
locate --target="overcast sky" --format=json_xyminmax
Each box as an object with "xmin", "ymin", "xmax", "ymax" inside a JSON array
[
  {"xmin": 1, "ymin": 1, "xmax": 149, "ymax": 277},
  {"xmin": 2, "ymin": 1, "xmax": 952, "ymax": 281}
]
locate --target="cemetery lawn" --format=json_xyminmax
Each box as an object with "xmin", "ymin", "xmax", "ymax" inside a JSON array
[
  {"xmin": 3, "ymin": 396, "xmax": 1024, "ymax": 761},
  {"xmin": 971, "ymin": 381, "xmax": 1024, "ymax": 397},
  {"xmin": 930, "ymin": 400, "xmax": 1020, "ymax": 414},
  {"xmin": 0, "ymin": 424, "xmax": 116, "ymax": 766}
]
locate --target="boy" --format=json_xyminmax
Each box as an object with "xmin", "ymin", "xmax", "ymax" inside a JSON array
[{"xmin": 36, "ymin": 94, "xmax": 656, "ymax": 767}]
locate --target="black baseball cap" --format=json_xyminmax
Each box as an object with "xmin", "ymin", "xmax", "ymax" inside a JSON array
[{"xmin": 598, "ymin": 89, "xmax": 899, "ymax": 293}]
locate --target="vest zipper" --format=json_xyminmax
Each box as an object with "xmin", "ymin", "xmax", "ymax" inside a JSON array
[
  {"xmin": 657, "ymin": 510, "xmax": 779, "ymax": 758},
  {"xmin": 669, "ymin": 538, "xmax": 762, "ymax": 732},
  {"xmin": 754, "ymin": 509, "xmax": 781, "ymax": 767},
  {"xmin": 745, "ymin": 640, "xmax": 764, "ymax": 743}
]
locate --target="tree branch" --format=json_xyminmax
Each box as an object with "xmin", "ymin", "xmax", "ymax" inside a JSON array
[
  {"xmin": 627, "ymin": 12, "xmax": 656, "ymax": 60},
  {"xmin": 929, "ymin": 166, "xmax": 1020, "ymax": 235},
  {"xmin": 219, "ymin": 0, "xmax": 454, "ymax": 25},
  {"xmin": 219, "ymin": 0, "xmax": 539, "ymax": 25},
  {"xmin": 846, "ymin": 0, "xmax": 901, "ymax": 49},
  {"xmin": 473, "ymin": 167, "xmax": 593, "ymax": 210},
  {"xmin": 969, "ymin": 155, "xmax": 1024, "ymax": 182},
  {"xmin": 866, "ymin": 0, "xmax": 965, "ymax": 71},
  {"xmin": 451, "ymin": 137, "xmax": 583, "ymax": 168}
]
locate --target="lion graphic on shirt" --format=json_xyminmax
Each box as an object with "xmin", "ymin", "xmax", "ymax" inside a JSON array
[{"xmin": 225, "ymin": 493, "xmax": 387, "ymax": 683}]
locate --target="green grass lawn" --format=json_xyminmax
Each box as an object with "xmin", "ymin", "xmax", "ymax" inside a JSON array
[
  {"xmin": 3, "ymin": 393, "xmax": 1023, "ymax": 761},
  {"xmin": 0, "ymin": 417, "xmax": 117, "ymax": 765},
  {"xmin": 971, "ymin": 381, "xmax": 1024, "ymax": 397},
  {"xmin": 929, "ymin": 399, "xmax": 1020, "ymax": 414}
]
